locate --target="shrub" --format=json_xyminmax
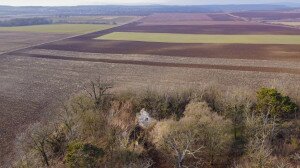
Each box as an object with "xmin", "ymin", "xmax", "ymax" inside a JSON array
[
  {"xmin": 84, "ymin": 78, "xmax": 113, "ymax": 110},
  {"xmin": 136, "ymin": 90, "xmax": 192, "ymax": 120},
  {"xmin": 256, "ymin": 88, "xmax": 298, "ymax": 118},
  {"xmin": 152, "ymin": 102, "xmax": 233, "ymax": 167},
  {"xmin": 241, "ymin": 112, "xmax": 278, "ymax": 168},
  {"xmin": 65, "ymin": 141, "xmax": 104, "ymax": 168}
]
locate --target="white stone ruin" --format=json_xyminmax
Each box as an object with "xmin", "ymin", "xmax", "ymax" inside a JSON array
[{"xmin": 137, "ymin": 108, "xmax": 154, "ymax": 129}]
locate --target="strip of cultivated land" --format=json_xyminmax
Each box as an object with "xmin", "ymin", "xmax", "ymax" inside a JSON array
[
  {"xmin": 0, "ymin": 31, "xmax": 70, "ymax": 53},
  {"xmin": 97, "ymin": 32, "xmax": 300, "ymax": 44},
  {"xmin": 23, "ymin": 49, "xmax": 300, "ymax": 69},
  {"xmin": 0, "ymin": 24, "xmax": 114, "ymax": 34},
  {"xmin": 10, "ymin": 49, "xmax": 300, "ymax": 75}
]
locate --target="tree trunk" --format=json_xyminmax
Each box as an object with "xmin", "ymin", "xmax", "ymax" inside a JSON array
[
  {"xmin": 176, "ymin": 154, "xmax": 183, "ymax": 168},
  {"xmin": 40, "ymin": 149, "xmax": 49, "ymax": 166}
]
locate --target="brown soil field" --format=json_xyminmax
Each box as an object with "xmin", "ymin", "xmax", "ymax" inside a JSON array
[
  {"xmin": 139, "ymin": 13, "xmax": 242, "ymax": 26},
  {"xmin": 25, "ymin": 49, "xmax": 300, "ymax": 69},
  {"xmin": 138, "ymin": 21, "xmax": 261, "ymax": 26},
  {"xmin": 139, "ymin": 13, "xmax": 214, "ymax": 25},
  {"xmin": 35, "ymin": 40, "xmax": 300, "ymax": 62},
  {"xmin": 11, "ymin": 52, "xmax": 300, "ymax": 75},
  {"xmin": 231, "ymin": 11, "xmax": 300, "ymax": 20},
  {"xmin": 0, "ymin": 31, "xmax": 70, "ymax": 53},
  {"xmin": 119, "ymin": 24, "xmax": 300, "ymax": 34},
  {"xmin": 207, "ymin": 13, "xmax": 240, "ymax": 21}
]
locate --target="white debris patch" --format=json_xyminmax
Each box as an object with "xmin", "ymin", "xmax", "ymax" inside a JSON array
[{"xmin": 137, "ymin": 108, "xmax": 155, "ymax": 129}]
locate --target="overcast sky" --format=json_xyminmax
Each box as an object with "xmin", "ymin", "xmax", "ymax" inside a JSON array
[{"xmin": 0, "ymin": 0, "xmax": 296, "ymax": 6}]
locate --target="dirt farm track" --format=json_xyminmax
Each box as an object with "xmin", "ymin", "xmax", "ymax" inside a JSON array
[{"xmin": 1, "ymin": 12, "xmax": 300, "ymax": 166}]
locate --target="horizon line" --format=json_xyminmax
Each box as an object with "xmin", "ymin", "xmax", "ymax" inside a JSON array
[{"xmin": 0, "ymin": 3, "xmax": 296, "ymax": 7}]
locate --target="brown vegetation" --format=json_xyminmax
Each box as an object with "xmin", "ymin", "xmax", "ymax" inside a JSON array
[{"xmin": 11, "ymin": 80, "xmax": 300, "ymax": 167}]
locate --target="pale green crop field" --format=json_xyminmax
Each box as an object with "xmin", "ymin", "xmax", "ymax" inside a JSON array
[
  {"xmin": 271, "ymin": 22, "xmax": 300, "ymax": 26},
  {"xmin": 96, "ymin": 32, "xmax": 300, "ymax": 44},
  {"xmin": 0, "ymin": 24, "xmax": 114, "ymax": 34}
]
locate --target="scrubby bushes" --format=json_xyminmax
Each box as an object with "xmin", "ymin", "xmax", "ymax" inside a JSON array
[
  {"xmin": 65, "ymin": 141, "xmax": 104, "ymax": 168},
  {"xmin": 12, "ymin": 81, "xmax": 300, "ymax": 168},
  {"xmin": 152, "ymin": 102, "xmax": 233, "ymax": 167},
  {"xmin": 256, "ymin": 87, "xmax": 298, "ymax": 118},
  {"xmin": 133, "ymin": 90, "xmax": 192, "ymax": 120}
]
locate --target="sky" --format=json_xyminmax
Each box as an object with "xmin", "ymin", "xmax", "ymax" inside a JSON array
[{"xmin": 0, "ymin": 0, "xmax": 296, "ymax": 6}]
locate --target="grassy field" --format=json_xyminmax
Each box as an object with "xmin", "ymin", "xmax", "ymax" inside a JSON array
[
  {"xmin": 271, "ymin": 22, "xmax": 300, "ymax": 26},
  {"xmin": 97, "ymin": 32, "xmax": 300, "ymax": 44},
  {"xmin": 0, "ymin": 24, "xmax": 114, "ymax": 34}
]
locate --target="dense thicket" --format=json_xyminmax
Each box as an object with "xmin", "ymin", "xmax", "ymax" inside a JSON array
[
  {"xmin": 13, "ymin": 80, "xmax": 300, "ymax": 168},
  {"xmin": 0, "ymin": 18, "xmax": 52, "ymax": 27}
]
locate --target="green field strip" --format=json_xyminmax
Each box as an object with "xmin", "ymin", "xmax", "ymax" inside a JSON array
[
  {"xmin": 96, "ymin": 32, "xmax": 300, "ymax": 44},
  {"xmin": 0, "ymin": 24, "xmax": 114, "ymax": 34}
]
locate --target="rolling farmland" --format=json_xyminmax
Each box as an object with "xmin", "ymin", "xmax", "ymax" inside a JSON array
[{"xmin": 1, "ymin": 11, "xmax": 300, "ymax": 166}]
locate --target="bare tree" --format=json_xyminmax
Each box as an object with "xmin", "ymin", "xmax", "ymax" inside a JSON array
[
  {"xmin": 152, "ymin": 102, "xmax": 233, "ymax": 168},
  {"xmin": 243, "ymin": 112, "xmax": 277, "ymax": 167},
  {"xmin": 84, "ymin": 77, "xmax": 113, "ymax": 108},
  {"xmin": 163, "ymin": 129, "xmax": 204, "ymax": 168},
  {"xmin": 17, "ymin": 122, "xmax": 54, "ymax": 166}
]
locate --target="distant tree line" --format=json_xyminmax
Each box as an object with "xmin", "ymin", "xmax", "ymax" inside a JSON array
[
  {"xmin": 0, "ymin": 18, "xmax": 52, "ymax": 27},
  {"xmin": 0, "ymin": 5, "xmax": 291, "ymax": 16}
]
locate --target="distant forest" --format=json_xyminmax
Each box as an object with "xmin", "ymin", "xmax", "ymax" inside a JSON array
[
  {"xmin": 0, "ymin": 4, "xmax": 292, "ymax": 16},
  {"xmin": 0, "ymin": 18, "xmax": 52, "ymax": 27}
]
